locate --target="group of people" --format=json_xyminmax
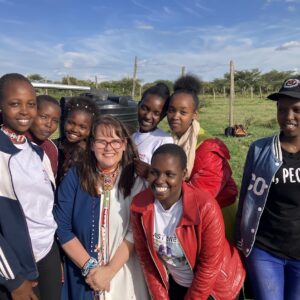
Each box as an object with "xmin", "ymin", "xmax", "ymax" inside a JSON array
[{"xmin": 0, "ymin": 72, "xmax": 299, "ymax": 300}]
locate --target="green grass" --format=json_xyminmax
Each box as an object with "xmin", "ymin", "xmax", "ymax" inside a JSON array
[
  {"xmin": 162, "ymin": 96, "xmax": 278, "ymax": 190},
  {"xmin": 198, "ymin": 96, "xmax": 278, "ymax": 188},
  {"xmin": 160, "ymin": 96, "xmax": 279, "ymax": 241}
]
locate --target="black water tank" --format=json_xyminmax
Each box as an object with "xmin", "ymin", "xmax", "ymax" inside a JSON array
[{"xmin": 59, "ymin": 89, "xmax": 138, "ymax": 136}]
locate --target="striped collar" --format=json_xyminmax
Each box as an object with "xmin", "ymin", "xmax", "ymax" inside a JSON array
[{"xmin": 272, "ymin": 134, "xmax": 282, "ymax": 162}]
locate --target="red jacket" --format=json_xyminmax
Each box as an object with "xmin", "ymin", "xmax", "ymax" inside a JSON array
[
  {"xmin": 131, "ymin": 183, "xmax": 245, "ymax": 300},
  {"xmin": 189, "ymin": 138, "xmax": 238, "ymax": 207}
]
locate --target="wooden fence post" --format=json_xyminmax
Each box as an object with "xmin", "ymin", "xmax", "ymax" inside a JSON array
[
  {"xmin": 181, "ymin": 66, "xmax": 186, "ymax": 76},
  {"xmin": 229, "ymin": 60, "xmax": 235, "ymax": 127},
  {"xmin": 132, "ymin": 56, "xmax": 138, "ymax": 99}
]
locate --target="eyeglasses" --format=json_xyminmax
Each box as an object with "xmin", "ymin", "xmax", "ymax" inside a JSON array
[{"xmin": 93, "ymin": 138, "xmax": 124, "ymax": 149}]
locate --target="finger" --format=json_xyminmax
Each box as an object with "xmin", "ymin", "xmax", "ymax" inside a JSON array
[{"xmin": 31, "ymin": 281, "xmax": 38, "ymax": 287}]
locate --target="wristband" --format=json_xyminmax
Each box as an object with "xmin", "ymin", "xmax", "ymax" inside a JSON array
[{"xmin": 81, "ymin": 257, "xmax": 98, "ymax": 277}]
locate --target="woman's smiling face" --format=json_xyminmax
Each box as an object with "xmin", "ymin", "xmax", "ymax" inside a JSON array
[
  {"xmin": 0, "ymin": 80, "xmax": 37, "ymax": 134},
  {"xmin": 148, "ymin": 153, "xmax": 186, "ymax": 210},
  {"xmin": 64, "ymin": 110, "xmax": 92, "ymax": 143},
  {"xmin": 138, "ymin": 94, "xmax": 165, "ymax": 133},
  {"xmin": 167, "ymin": 92, "xmax": 197, "ymax": 138},
  {"xmin": 277, "ymin": 98, "xmax": 300, "ymax": 139},
  {"xmin": 92, "ymin": 124, "xmax": 126, "ymax": 171}
]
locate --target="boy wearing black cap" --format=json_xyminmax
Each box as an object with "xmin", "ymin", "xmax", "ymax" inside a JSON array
[{"xmin": 236, "ymin": 76, "xmax": 300, "ymax": 300}]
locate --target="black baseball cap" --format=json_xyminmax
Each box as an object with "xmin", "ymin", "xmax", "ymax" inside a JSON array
[{"xmin": 268, "ymin": 76, "xmax": 300, "ymax": 101}]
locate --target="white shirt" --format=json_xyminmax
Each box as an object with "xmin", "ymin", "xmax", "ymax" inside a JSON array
[
  {"xmin": 153, "ymin": 199, "xmax": 194, "ymax": 287},
  {"xmin": 10, "ymin": 140, "xmax": 57, "ymax": 262},
  {"xmin": 132, "ymin": 128, "xmax": 173, "ymax": 164}
]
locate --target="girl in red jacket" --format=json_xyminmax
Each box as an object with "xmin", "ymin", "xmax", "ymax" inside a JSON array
[
  {"xmin": 131, "ymin": 144, "xmax": 245, "ymax": 300},
  {"xmin": 167, "ymin": 74, "xmax": 237, "ymax": 208}
]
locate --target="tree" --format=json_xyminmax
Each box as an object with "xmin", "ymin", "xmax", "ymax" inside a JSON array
[
  {"xmin": 141, "ymin": 79, "xmax": 174, "ymax": 96},
  {"xmin": 27, "ymin": 74, "xmax": 45, "ymax": 82},
  {"xmin": 62, "ymin": 76, "xmax": 78, "ymax": 85},
  {"xmin": 99, "ymin": 78, "xmax": 141, "ymax": 98},
  {"xmin": 224, "ymin": 69, "xmax": 261, "ymax": 96},
  {"xmin": 261, "ymin": 70, "xmax": 294, "ymax": 93}
]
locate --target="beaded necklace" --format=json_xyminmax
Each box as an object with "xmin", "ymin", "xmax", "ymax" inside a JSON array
[
  {"xmin": 93, "ymin": 165, "xmax": 119, "ymax": 300},
  {"xmin": 1, "ymin": 125, "xmax": 26, "ymax": 144}
]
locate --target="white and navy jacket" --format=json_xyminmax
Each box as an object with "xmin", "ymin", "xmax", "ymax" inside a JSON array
[
  {"xmin": 235, "ymin": 135, "xmax": 283, "ymax": 257},
  {"xmin": 0, "ymin": 130, "xmax": 55, "ymax": 292}
]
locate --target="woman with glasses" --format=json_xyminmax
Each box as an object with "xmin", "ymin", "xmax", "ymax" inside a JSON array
[{"xmin": 54, "ymin": 115, "xmax": 149, "ymax": 300}]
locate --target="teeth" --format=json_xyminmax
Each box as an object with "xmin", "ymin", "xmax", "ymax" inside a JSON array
[
  {"xmin": 286, "ymin": 124, "xmax": 297, "ymax": 129},
  {"xmin": 155, "ymin": 186, "xmax": 168, "ymax": 192},
  {"xmin": 18, "ymin": 119, "xmax": 30, "ymax": 125},
  {"xmin": 142, "ymin": 121, "xmax": 152, "ymax": 125}
]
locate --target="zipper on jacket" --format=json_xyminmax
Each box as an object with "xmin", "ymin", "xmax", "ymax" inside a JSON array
[
  {"xmin": 176, "ymin": 231, "xmax": 218, "ymax": 300},
  {"xmin": 8, "ymin": 156, "xmax": 39, "ymax": 275},
  {"xmin": 141, "ymin": 218, "xmax": 168, "ymax": 291},
  {"xmin": 175, "ymin": 231, "xmax": 193, "ymax": 272}
]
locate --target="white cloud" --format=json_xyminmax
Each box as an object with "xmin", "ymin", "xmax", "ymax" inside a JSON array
[
  {"xmin": 130, "ymin": 0, "xmax": 156, "ymax": 14},
  {"xmin": 0, "ymin": 15, "xmax": 299, "ymax": 83},
  {"xmin": 163, "ymin": 6, "xmax": 173, "ymax": 15},
  {"xmin": 288, "ymin": 5, "xmax": 296, "ymax": 11},
  {"xmin": 61, "ymin": 52, "xmax": 99, "ymax": 69},
  {"xmin": 194, "ymin": 0, "xmax": 213, "ymax": 12},
  {"xmin": 135, "ymin": 21, "xmax": 154, "ymax": 30},
  {"xmin": 275, "ymin": 40, "xmax": 300, "ymax": 50},
  {"xmin": 0, "ymin": 18, "xmax": 24, "ymax": 25}
]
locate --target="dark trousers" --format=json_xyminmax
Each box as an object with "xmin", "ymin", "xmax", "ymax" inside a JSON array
[
  {"xmin": 169, "ymin": 275, "xmax": 188, "ymax": 300},
  {"xmin": 0, "ymin": 241, "xmax": 61, "ymax": 300},
  {"xmin": 168, "ymin": 275, "xmax": 217, "ymax": 300}
]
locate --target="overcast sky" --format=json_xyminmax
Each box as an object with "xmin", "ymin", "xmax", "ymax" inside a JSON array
[{"xmin": 0, "ymin": 0, "xmax": 299, "ymax": 83}]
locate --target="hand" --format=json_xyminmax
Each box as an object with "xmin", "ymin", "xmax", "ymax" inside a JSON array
[
  {"xmin": 85, "ymin": 265, "xmax": 114, "ymax": 292},
  {"xmin": 60, "ymin": 262, "xmax": 64, "ymax": 283},
  {"xmin": 11, "ymin": 280, "xmax": 38, "ymax": 300},
  {"xmin": 134, "ymin": 158, "xmax": 150, "ymax": 179}
]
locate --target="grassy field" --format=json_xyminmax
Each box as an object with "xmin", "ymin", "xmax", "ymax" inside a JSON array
[
  {"xmin": 161, "ymin": 96, "xmax": 278, "ymax": 189},
  {"xmin": 161, "ymin": 96, "xmax": 279, "ymax": 241},
  {"xmin": 197, "ymin": 96, "xmax": 278, "ymax": 187}
]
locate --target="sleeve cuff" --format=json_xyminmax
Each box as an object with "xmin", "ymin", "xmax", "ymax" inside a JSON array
[{"xmin": 3, "ymin": 274, "xmax": 25, "ymax": 292}]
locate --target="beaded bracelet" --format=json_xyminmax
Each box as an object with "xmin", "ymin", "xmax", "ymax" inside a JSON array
[{"xmin": 81, "ymin": 257, "xmax": 99, "ymax": 277}]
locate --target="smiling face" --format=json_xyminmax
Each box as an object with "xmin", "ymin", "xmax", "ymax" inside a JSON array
[
  {"xmin": 138, "ymin": 94, "xmax": 165, "ymax": 133},
  {"xmin": 0, "ymin": 80, "xmax": 36, "ymax": 134},
  {"xmin": 167, "ymin": 92, "xmax": 197, "ymax": 138},
  {"xmin": 64, "ymin": 110, "xmax": 92, "ymax": 143},
  {"xmin": 30, "ymin": 101, "xmax": 61, "ymax": 141},
  {"xmin": 92, "ymin": 124, "xmax": 126, "ymax": 171},
  {"xmin": 277, "ymin": 97, "xmax": 300, "ymax": 139},
  {"xmin": 148, "ymin": 153, "xmax": 186, "ymax": 210}
]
